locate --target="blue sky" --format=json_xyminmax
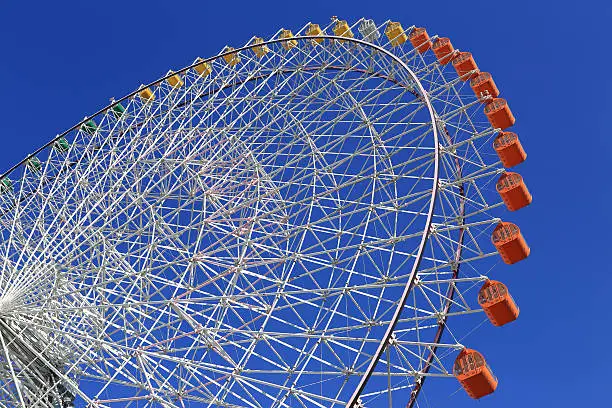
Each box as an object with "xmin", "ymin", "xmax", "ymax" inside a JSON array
[{"xmin": 0, "ymin": 0, "xmax": 609, "ymax": 406}]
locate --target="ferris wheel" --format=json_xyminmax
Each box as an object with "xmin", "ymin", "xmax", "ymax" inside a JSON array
[{"xmin": 0, "ymin": 17, "xmax": 532, "ymax": 407}]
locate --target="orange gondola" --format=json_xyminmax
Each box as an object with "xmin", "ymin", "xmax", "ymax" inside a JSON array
[
  {"xmin": 454, "ymin": 348, "xmax": 498, "ymax": 399},
  {"xmin": 452, "ymin": 51, "xmax": 479, "ymax": 80},
  {"xmin": 496, "ymin": 172, "xmax": 532, "ymax": 211},
  {"xmin": 432, "ymin": 37, "xmax": 455, "ymax": 64},
  {"xmin": 478, "ymin": 280, "xmax": 520, "ymax": 326},
  {"xmin": 484, "ymin": 98, "xmax": 515, "ymax": 130},
  {"xmin": 471, "ymin": 72, "xmax": 499, "ymax": 98},
  {"xmin": 491, "ymin": 222, "xmax": 530, "ymax": 264},
  {"xmin": 408, "ymin": 27, "xmax": 431, "ymax": 53},
  {"xmin": 493, "ymin": 132, "xmax": 527, "ymax": 168}
]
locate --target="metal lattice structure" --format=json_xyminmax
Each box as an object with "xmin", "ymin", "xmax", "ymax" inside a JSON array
[{"xmin": 0, "ymin": 18, "xmax": 518, "ymax": 407}]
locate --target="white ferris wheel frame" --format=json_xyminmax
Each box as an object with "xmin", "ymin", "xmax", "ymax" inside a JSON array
[{"xmin": 0, "ymin": 18, "xmax": 510, "ymax": 408}]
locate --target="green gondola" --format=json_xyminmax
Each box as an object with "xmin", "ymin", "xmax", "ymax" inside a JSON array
[
  {"xmin": 0, "ymin": 177, "xmax": 12, "ymax": 194},
  {"xmin": 54, "ymin": 137, "xmax": 70, "ymax": 153},
  {"xmin": 81, "ymin": 119, "xmax": 98, "ymax": 135},
  {"xmin": 27, "ymin": 156, "xmax": 42, "ymax": 172},
  {"xmin": 111, "ymin": 102, "xmax": 126, "ymax": 119}
]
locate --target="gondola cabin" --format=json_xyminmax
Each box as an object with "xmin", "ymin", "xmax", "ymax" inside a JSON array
[
  {"xmin": 454, "ymin": 348, "xmax": 498, "ymax": 399},
  {"xmin": 0, "ymin": 177, "xmax": 12, "ymax": 194},
  {"xmin": 478, "ymin": 280, "xmax": 520, "ymax": 326},
  {"xmin": 166, "ymin": 71, "xmax": 183, "ymax": 88},
  {"xmin": 484, "ymin": 98, "xmax": 515, "ymax": 130},
  {"xmin": 385, "ymin": 22, "xmax": 408, "ymax": 46},
  {"xmin": 307, "ymin": 23, "xmax": 324, "ymax": 44},
  {"xmin": 408, "ymin": 27, "xmax": 431, "ymax": 53},
  {"xmin": 139, "ymin": 86, "xmax": 155, "ymax": 102},
  {"xmin": 471, "ymin": 72, "xmax": 499, "ymax": 98},
  {"xmin": 54, "ymin": 137, "xmax": 70, "ymax": 153},
  {"xmin": 81, "ymin": 119, "xmax": 97, "ymax": 135},
  {"xmin": 223, "ymin": 47, "xmax": 241, "ymax": 66},
  {"xmin": 111, "ymin": 102, "xmax": 126, "ymax": 119},
  {"xmin": 491, "ymin": 222, "xmax": 530, "ymax": 264},
  {"xmin": 452, "ymin": 51, "xmax": 479, "ymax": 80},
  {"xmin": 496, "ymin": 172, "xmax": 532, "ymax": 211},
  {"xmin": 432, "ymin": 37, "xmax": 455, "ymax": 65},
  {"xmin": 359, "ymin": 19, "xmax": 381, "ymax": 42},
  {"xmin": 280, "ymin": 30, "xmax": 298, "ymax": 50},
  {"xmin": 27, "ymin": 156, "xmax": 42, "ymax": 172},
  {"xmin": 251, "ymin": 37, "xmax": 270, "ymax": 58},
  {"xmin": 333, "ymin": 20, "xmax": 354, "ymax": 41},
  {"xmin": 193, "ymin": 58, "xmax": 212, "ymax": 77},
  {"xmin": 493, "ymin": 132, "xmax": 526, "ymax": 168}
]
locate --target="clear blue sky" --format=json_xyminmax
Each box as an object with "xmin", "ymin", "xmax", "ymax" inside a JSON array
[{"xmin": 0, "ymin": 0, "xmax": 608, "ymax": 406}]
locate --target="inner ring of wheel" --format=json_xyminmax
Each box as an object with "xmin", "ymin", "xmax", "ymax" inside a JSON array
[{"xmin": 1, "ymin": 34, "xmax": 441, "ymax": 406}]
